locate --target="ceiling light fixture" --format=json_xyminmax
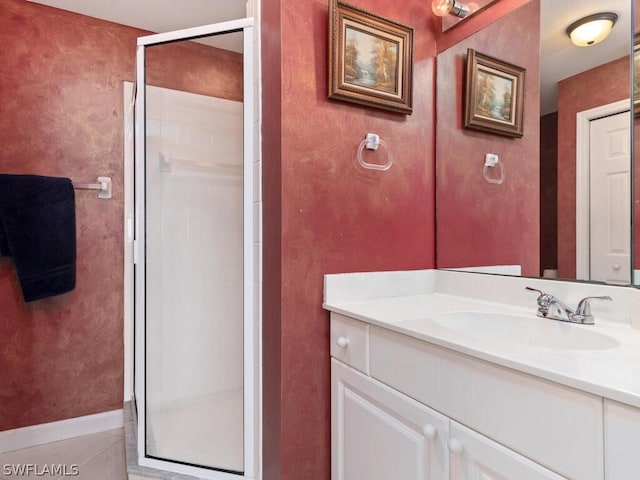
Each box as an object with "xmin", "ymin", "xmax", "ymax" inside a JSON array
[
  {"xmin": 566, "ymin": 12, "xmax": 618, "ymax": 47},
  {"xmin": 431, "ymin": 0, "xmax": 477, "ymax": 18}
]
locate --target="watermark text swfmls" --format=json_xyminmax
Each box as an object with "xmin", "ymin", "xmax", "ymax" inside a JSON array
[{"xmin": 3, "ymin": 464, "xmax": 79, "ymax": 476}]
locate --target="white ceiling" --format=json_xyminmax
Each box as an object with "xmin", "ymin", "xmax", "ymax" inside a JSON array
[
  {"xmin": 27, "ymin": 0, "xmax": 247, "ymax": 31},
  {"xmin": 540, "ymin": 0, "xmax": 631, "ymax": 115},
  {"xmin": 27, "ymin": 0, "xmax": 632, "ymax": 115},
  {"xmin": 26, "ymin": 0, "xmax": 247, "ymax": 51}
]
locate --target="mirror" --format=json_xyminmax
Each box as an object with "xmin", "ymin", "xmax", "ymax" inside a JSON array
[
  {"xmin": 635, "ymin": 0, "xmax": 640, "ymax": 286},
  {"xmin": 435, "ymin": 0, "xmax": 634, "ymax": 285},
  {"xmin": 438, "ymin": 0, "xmax": 498, "ymax": 31}
]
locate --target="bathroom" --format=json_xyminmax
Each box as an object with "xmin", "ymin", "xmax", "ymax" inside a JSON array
[{"xmin": 1, "ymin": 0, "xmax": 639, "ymax": 479}]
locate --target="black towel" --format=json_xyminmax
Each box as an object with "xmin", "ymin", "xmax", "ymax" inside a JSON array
[{"xmin": 0, "ymin": 174, "xmax": 76, "ymax": 302}]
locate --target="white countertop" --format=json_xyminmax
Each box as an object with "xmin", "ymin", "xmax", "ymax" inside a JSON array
[{"xmin": 324, "ymin": 270, "xmax": 640, "ymax": 408}]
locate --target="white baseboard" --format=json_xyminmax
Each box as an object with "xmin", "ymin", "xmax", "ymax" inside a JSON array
[{"xmin": 0, "ymin": 409, "xmax": 123, "ymax": 454}]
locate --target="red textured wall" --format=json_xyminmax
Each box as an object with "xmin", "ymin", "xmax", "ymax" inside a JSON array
[
  {"xmin": 540, "ymin": 112, "xmax": 558, "ymax": 275},
  {"xmin": 0, "ymin": 0, "xmax": 132, "ymax": 431},
  {"xmin": 557, "ymin": 56, "xmax": 629, "ymax": 278},
  {"xmin": 436, "ymin": 0, "xmax": 541, "ymax": 275},
  {"xmin": 146, "ymin": 41, "xmax": 243, "ymax": 101},
  {"xmin": 262, "ymin": 0, "xmax": 437, "ymax": 478},
  {"xmin": 0, "ymin": 0, "xmax": 241, "ymax": 432},
  {"xmin": 261, "ymin": 0, "xmax": 283, "ymax": 477}
]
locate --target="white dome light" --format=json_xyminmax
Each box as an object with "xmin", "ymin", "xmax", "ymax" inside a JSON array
[{"xmin": 566, "ymin": 12, "xmax": 618, "ymax": 47}]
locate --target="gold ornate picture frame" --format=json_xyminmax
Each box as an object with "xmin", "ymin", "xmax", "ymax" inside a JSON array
[
  {"xmin": 464, "ymin": 48, "xmax": 525, "ymax": 137},
  {"xmin": 328, "ymin": 0, "xmax": 413, "ymax": 115}
]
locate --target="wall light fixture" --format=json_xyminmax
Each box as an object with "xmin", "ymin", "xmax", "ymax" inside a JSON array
[
  {"xmin": 432, "ymin": 0, "xmax": 477, "ymax": 18},
  {"xmin": 566, "ymin": 12, "xmax": 618, "ymax": 47}
]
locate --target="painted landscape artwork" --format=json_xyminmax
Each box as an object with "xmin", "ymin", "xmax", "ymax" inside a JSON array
[
  {"xmin": 464, "ymin": 48, "xmax": 524, "ymax": 137},
  {"xmin": 329, "ymin": 1, "xmax": 413, "ymax": 114},
  {"xmin": 475, "ymin": 69, "xmax": 514, "ymax": 124},
  {"xmin": 344, "ymin": 26, "xmax": 398, "ymax": 94}
]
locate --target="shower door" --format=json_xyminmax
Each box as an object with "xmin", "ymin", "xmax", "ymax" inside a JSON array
[{"xmin": 134, "ymin": 19, "xmax": 256, "ymax": 480}]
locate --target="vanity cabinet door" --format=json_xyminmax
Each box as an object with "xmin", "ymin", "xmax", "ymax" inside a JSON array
[
  {"xmin": 332, "ymin": 359, "xmax": 448, "ymax": 480},
  {"xmin": 604, "ymin": 399, "xmax": 640, "ymax": 479},
  {"xmin": 449, "ymin": 421, "xmax": 568, "ymax": 480}
]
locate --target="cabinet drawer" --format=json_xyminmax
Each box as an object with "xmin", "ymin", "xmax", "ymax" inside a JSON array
[
  {"xmin": 330, "ymin": 313, "xmax": 368, "ymax": 372},
  {"xmin": 369, "ymin": 326, "xmax": 604, "ymax": 480}
]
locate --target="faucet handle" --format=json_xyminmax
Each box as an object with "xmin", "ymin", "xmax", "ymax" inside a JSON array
[
  {"xmin": 525, "ymin": 286, "xmax": 545, "ymax": 295},
  {"xmin": 525, "ymin": 286, "xmax": 552, "ymax": 302},
  {"xmin": 575, "ymin": 296, "xmax": 612, "ymax": 316},
  {"xmin": 526, "ymin": 286, "xmax": 553, "ymax": 316},
  {"xmin": 570, "ymin": 296, "xmax": 612, "ymax": 324}
]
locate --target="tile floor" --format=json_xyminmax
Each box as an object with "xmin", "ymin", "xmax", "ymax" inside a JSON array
[
  {"xmin": 147, "ymin": 393, "xmax": 243, "ymax": 471},
  {"xmin": 0, "ymin": 429, "xmax": 126, "ymax": 480}
]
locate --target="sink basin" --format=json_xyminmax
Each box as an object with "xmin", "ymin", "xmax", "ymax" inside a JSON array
[{"xmin": 431, "ymin": 311, "xmax": 620, "ymax": 350}]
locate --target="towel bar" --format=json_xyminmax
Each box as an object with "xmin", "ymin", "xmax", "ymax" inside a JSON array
[{"xmin": 73, "ymin": 176, "xmax": 112, "ymax": 199}]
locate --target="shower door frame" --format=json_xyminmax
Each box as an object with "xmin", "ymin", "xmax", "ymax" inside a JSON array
[{"xmin": 134, "ymin": 18, "xmax": 257, "ymax": 480}]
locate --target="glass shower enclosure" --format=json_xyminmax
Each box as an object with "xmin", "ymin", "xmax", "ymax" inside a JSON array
[{"xmin": 133, "ymin": 19, "xmax": 257, "ymax": 480}]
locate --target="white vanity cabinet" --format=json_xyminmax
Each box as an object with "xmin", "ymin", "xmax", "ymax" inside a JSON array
[
  {"xmin": 325, "ymin": 269, "xmax": 640, "ymax": 480},
  {"xmin": 369, "ymin": 326, "xmax": 603, "ymax": 480},
  {"xmin": 332, "ymin": 360, "xmax": 449, "ymax": 480},
  {"xmin": 604, "ymin": 399, "xmax": 640, "ymax": 479},
  {"xmin": 330, "ymin": 313, "xmax": 368, "ymax": 374},
  {"xmin": 329, "ymin": 312, "xmax": 602, "ymax": 480},
  {"xmin": 332, "ymin": 359, "xmax": 568, "ymax": 480},
  {"xmin": 448, "ymin": 421, "xmax": 567, "ymax": 480}
]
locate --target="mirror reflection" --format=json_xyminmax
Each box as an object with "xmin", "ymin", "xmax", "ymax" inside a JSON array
[
  {"xmin": 435, "ymin": 0, "xmax": 498, "ymax": 30},
  {"xmin": 435, "ymin": 0, "xmax": 634, "ymax": 285},
  {"xmin": 635, "ymin": 0, "xmax": 640, "ymax": 286}
]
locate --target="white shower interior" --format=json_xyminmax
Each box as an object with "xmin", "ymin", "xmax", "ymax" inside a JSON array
[{"xmin": 145, "ymin": 85, "xmax": 244, "ymax": 471}]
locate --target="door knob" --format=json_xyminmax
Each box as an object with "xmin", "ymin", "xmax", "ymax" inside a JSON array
[{"xmin": 336, "ymin": 336, "xmax": 349, "ymax": 348}]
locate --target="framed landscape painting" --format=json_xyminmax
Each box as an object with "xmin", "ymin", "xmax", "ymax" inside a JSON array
[
  {"xmin": 328, "ymin": 0, "xmax": 413, "ymax": 115},
  {"xmin": 464, "ymin": 48, "xmax": 525, "ymax": 137}
]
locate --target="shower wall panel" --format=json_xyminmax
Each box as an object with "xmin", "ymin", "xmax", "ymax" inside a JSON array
[{"xmin": 145, "ymin": 85, "xmax": 244, "ymax": 471}]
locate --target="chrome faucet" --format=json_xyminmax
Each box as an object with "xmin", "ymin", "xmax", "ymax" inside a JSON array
[{"xmin": 525, "ymin": 287, "xmax": 612, "ymax": 325}]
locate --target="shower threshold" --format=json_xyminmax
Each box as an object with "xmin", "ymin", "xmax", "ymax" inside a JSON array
[{"xmin": 124, "ymin": 401, "xmax": 203, "ymax": 480}]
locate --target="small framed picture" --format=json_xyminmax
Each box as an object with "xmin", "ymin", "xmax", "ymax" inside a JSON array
[
  {"xmin": 328, "ymin": 0, "xmax": 413, "ymax": 115},
  {"xmin": 464, "ymin": 48, "xmax": 525, "ymax": 137}
]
